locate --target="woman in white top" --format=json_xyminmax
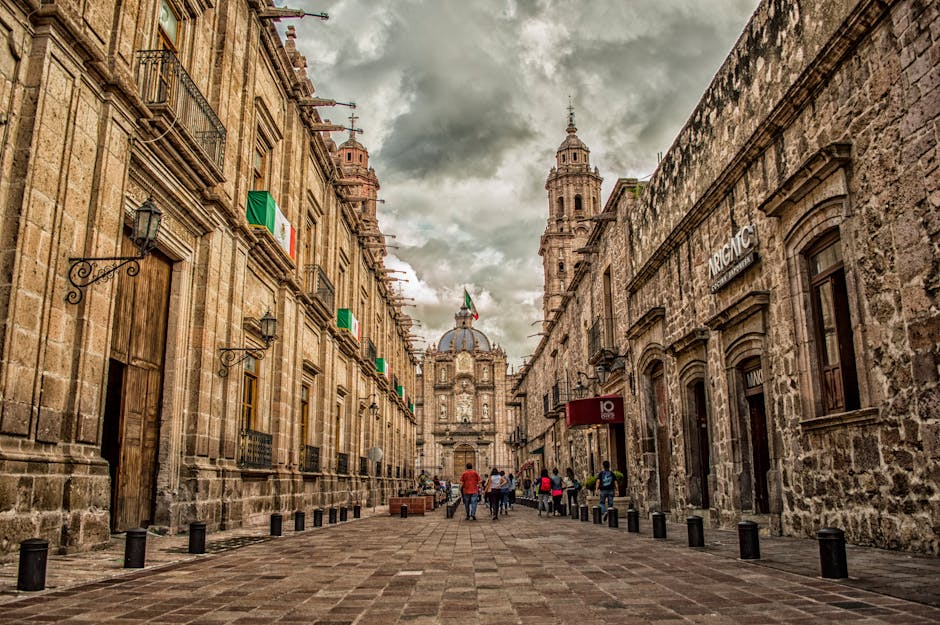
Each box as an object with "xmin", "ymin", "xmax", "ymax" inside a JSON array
[{"xmin": 483, "ymin": 468, "xmax": 507, "ymax": 521}]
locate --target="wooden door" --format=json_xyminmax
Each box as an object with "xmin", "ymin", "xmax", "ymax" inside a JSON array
[
  {"xmin": 693, "ymin": 381, "xmax": 710, "ymax": 509},
  {"xmin": 453, "ymin": 447, "xmax": 475, "ymax": 477},
  {"xmin": 107, "ymin": 243, "xmax": 171, "ymax": 531},
  {"xmin": 652, "ymin": 370, "xmax": 672, "ymax": 510},
  {"xmin": 747, "ymin": 393, "xmax": 771, "ymax": 514}
]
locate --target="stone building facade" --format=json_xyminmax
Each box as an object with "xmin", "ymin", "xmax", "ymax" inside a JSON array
[
  {"xmin": 511, "ymin": 0, "xmax": 939, "ymax": 554},
  {"xmin": 0, "ymin": 0, "xmax": 417, "ymax": 556},
  {"xmin": 415, "ymin": 306, "xmax": 514, "ymax": 481}
]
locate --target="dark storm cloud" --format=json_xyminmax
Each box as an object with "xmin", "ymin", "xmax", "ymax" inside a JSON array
[{"xmin": 289, "ymin": 0, "xmax": 760, "ymax": 364}]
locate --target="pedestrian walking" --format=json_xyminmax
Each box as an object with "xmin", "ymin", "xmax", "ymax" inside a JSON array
[
  {"xmin": 596, "ymin": 460, "xmax": 616, "ymax": 521},
  {"xmin": 499, "ymin": 470, "xmax": 510, "ymax": 515},
  {"xmin": 537, "ymin": 468, "xmax": 552, "ymax": 517},
  {"xmin": 459, "ymin": 463, "xmax": 481, "ymax": 520},
  {"xmin": 507, "ymin": 473, "xmax": 517, "ymax": 510},
  {"xmin": 484, "ymin": 468, "xmax": 507, "ymax": 521},
  {"xmin": 549, "ymin": 468, "xmax": 564, "ymax": 515},
  {"xmin": 564, "ymin": 467, "xmax": 580, "ymax": 512},
  {"xmin": 522, "ymin": 476, "xmax": 532, "ymax": 498}
]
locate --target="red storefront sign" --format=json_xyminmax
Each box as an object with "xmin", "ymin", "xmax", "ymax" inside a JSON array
[{"xmin": 565, "ymin": 395, "xmax": 624, "ymax": 427}]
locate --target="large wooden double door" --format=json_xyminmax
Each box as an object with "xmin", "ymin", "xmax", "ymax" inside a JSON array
[{"xmin": 101, "ymin": 243, "xmax": 172, "ymax": 531}]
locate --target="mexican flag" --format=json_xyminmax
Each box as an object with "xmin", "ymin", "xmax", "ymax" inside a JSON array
[
  {"xmin": 463, "ymin": 288, "xmax": 479, "ymax": 320},
  {"xmin": 246, "ymin": 191, "xmax": 296, "ymax": 260}
]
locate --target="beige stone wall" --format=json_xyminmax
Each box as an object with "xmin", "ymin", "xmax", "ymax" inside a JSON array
[
  {"xmin": 0, "ymin": 0, "xmax": 417, "ymax": 555},
  {"xmin": 514, "ymin": 0, "xmax": 939, "ymax": 554}
]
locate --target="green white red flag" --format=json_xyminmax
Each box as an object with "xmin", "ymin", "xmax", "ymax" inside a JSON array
[{"xmin": 463, "ymin": 288, "xmax": 479, "ymax": 320}]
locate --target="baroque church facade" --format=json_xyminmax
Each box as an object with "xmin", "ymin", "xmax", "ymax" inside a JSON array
[{"xmin": 415, "ymin": 306, "xmax": 515, "ymax": 479}]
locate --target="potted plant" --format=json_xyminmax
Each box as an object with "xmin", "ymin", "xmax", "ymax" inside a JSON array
[{"xmin": 584, "ymin": 475, "xmax": 597, "ymax": 492}]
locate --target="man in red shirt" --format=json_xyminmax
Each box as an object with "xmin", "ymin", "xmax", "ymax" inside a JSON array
[{"xmin": 459, "ymin": 463, "xmax": 481, "ymax": 520}]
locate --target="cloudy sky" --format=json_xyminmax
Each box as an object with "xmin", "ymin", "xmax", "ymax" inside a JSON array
[{"xmin": 286, "ymin": 0, "xmax": 760, "ymax": 367}]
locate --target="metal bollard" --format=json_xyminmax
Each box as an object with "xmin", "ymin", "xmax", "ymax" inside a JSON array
[
  {"xmin": 558, "ymin": 503, "xmax": 567, "ymax": 517},
  {"xmin": 652, "ymin": 512, "xmax": 667, "ymax": 539},
  {"xmin": 339, "ymin": 507, "xmax": 348, "ymax": 522},
  {"xmin": 400, "ymin": 504, "xmax": 408, "ymax": 519},
  {"xmin": 17, "ymin": 539, "xmax": 48, "ymax": 591},
  {"xmin": 592, "ymin": 506, "xmax": 602, "ymax": 525},
  {"xmin": 188, "ymin": 522, "xmax": 206, "ymax": 554},
  {"xmin": 446, "ymin": 504, "xmax": 455, "ymax": 518},
  {"xmin": 354, "ymin": 504, "xmax": 361, "ymax": 519},
  {"xmin": 738, "ymin": 521, "xmax": 760, "ymax": 559},
  {"xmin": 570, "ymin": 504, "xmax": 579, "ymax": 520},
  {"xmin": 328, "ymin": 507, "xmax": 337, "ymax": 524},
  {"xmin": 817, "ymin": 527, "xmax": 848, "ymax": 579},
  {"xmin": 294, "ymin": 511, "xmax": 305, "ymax": 532},
  {"xmin": 270, "ymin": 513, "xmax": 283, "ymax": 536},
  {"xmin": 313, "ymin": 508, "xmax": 324, "ymax": 527},
  {"xmin": 580, "ymin": 505, "xmax": 589, "ymax": 522},
  {"xmin": 608, "ymin": 508, "xmax": 619, "ymax": 528},
  {"xmin": 687, "ymin": 515, "xmax": 704, "ymax": 548},
  {"xmin": 627, "ymin": 507, "xmax": 640, "ymax": 533},
  {"xmin": 124, "ymin": 528, "xmax": 147, "ymax": 568}
]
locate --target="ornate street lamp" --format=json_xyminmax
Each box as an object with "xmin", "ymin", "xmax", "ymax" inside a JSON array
[
  {"xmin": 66, "ymin": 198, "xmax": 163, "ymax": 304},
  {"xmin": 218, "ymin": 309, "xmax": 278, "ymax": 376},
  {"xmin": 359, "ymin": 394, "xmax": 380, "ymax": 418}
]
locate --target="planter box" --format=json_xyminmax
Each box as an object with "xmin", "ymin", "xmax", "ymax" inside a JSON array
[{"xmin": 388, "ymin": 497, "xmax": 426, "ymax": 515}]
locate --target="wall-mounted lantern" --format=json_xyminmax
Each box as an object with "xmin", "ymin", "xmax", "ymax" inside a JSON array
[{"xmin": 218, "ymin": 310, "xmax": 277, "ymax": 377}]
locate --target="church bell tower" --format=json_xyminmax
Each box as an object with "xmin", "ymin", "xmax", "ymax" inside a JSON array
[{"xmin": 539, "ymin": 103, "xmax": 603, "ymax": 323}]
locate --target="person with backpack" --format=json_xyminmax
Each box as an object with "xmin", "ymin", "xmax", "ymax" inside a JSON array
[
  {"xmin": 537, "ymin": 468, "xmax": 552, "ymax": 517},
  {"xmin": 596, "ymin": 460, "xmax": 616, "ymax": 521},
  {"xmin": 549, "ymin": 468, "xmax": 564, "ymax": 516},
  {"xmin": 564, "ymin": 467, "xmax": 581, "ymax": 513}
]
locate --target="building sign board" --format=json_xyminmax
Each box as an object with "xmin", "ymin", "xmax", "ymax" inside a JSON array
[
  {"xmin": 565, "ymin": 395, "xmax": 624, "ymax": 428},
  {"xmin": 708, "ymin": 224, "xmax": 758, "ymax": 293}
]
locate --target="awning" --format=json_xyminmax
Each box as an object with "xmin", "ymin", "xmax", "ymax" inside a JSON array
[
  {"xmin": 529, "ymin": 446, "xmax": 544, "ymax": 455},
  {"xmin": 565, "ymin": 395, "xmax": 624, "ymax": 428}
]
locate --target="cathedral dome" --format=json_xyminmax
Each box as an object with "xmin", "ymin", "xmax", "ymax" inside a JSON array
[
  {"xmin": 437, "ymin": 305, "xmax": 492, "ymax": 351},
  {"xmin": 557, "ymin": 132, "xmax": 588, "ymax": 152}
]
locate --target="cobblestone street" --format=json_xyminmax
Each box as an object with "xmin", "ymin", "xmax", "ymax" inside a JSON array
[{"xmin": 1, "ymin": 506, "xmax": 938, "ymax": 625}]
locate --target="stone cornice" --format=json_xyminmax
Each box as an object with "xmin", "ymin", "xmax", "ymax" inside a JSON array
[
  {"xmin": 758, "ymin": 143, "xmax": 852, "ymax": 217},
  {"xmin": 705, "ymin": 291, "xmax": 770, "ymax": 331}
]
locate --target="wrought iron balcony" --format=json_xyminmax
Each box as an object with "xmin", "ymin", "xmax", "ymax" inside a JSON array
[
  {"xmin": 359, "ymin": 456, "xmax": 369, "ymax": 476},
  {"xmin": 301, "ymin": 445, "xmax": 320, "ymax": 473},
  {"xmin": 395, "ymin": 465, "xmax": 401, "ymax": 478},
  {"xmin": 305, "ymin": 264, "xmax": 335, "ymax": 312},
  {"xmin": 136, "ymin": 50, "xmax": 226, "ymax": 169},
  {"xmin": 588, "ymin": 317, "xmax": 616, "ymax": 362},
  {"xmin": 239, "ymin": 429, "xmax": 272, "ymax": 469},
  {"xmin": 336, "ymin": 452, "xmax": 350, "ymax": 475},
  {"xmin": 552, "ymin": 382, "xmax": 562, "ymax": 408},
  {"xmin": 362, "ymin": 337, "xmax": 377, "ymax": 363}
]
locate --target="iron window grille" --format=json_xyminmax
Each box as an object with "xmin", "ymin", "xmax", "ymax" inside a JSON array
[{"xmin": 238, "ymin": 429, "xmax": 272, "ymax": 469}]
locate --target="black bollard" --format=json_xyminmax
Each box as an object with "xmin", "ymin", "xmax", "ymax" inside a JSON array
[
  {"xmin": 339, "ymin": 507, "xmax": 348, "ymax": 522},
  {"xmin": 627, "ymin": 507, "xmax": 640, "ymax": 533},
  {"xmin": 817, "ymin": 527, "xmax": 848, "ymax": 579},
  {"xmin": 687, "ymin": 516, "xmax": 704, "ymax": 548},
  {"xmin": 580, "ymin": 505, "xmax": 589, "ymax": 522},
  {"xmin": 738, "ymin": 521, "xmax": 760, "ymax": 559},
  {"xmin": 124, "ymin": 528, "xmax": 147, "ymax": 568},
  {"xmin": 400, "ymin": 504, "xmax": 408, "ymax": 519},
  {"xmin": 328, "ymin": 507, "xmax": 337, "ymax": 524},
  {"xmin": 188, "ymin": 522, "xmax": 206, "ymax": 554},
  {"xmin": 652, "ymin": 512, "xmax": 667, "ymax": 539},
  {"xmin": 570, "ymin": 504, "xmax": 579, "ymax": 520},
  {"xmin": 313, "ymin": 508, "xmax": 323, "ymax": 527},
  {"xmin": 294, "ymin": 511, "xmax": 305, "ymax": 532},
  {"xmin": 446, "ymin": 504, "xmax": 455, "ymax": 518},
  {"xmin": 558, "ymin": 503, "xmax": 567, "ymax": 517},
  {"xmin": 592, "ymin": 506, "xmax": 602, "ymax": 525},
  {"xmin": 354, "ymin": 504, "xmax": 361, "ymax": 519},
  {"xmin": 608, "ymin": 508, "xmax": 619, "ymax": 528},
  {"xmin": 17, "ymin": 539, "xmax": 48, "ymax": 591},
  {"xmin": 270, "ymin": 513, "xmax": 282, "ymax": 536}
]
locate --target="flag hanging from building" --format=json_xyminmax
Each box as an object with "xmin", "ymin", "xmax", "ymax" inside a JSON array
[{"xmin": 463, "ymin": 288, "xmax": 479, "ymax": 320}]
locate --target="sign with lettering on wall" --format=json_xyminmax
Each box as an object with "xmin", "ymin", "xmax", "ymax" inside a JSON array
[
  {"xmin": 708, "ymin": 224, "xmax": 759, "ymax": 293},
  {"xmin": 565, "ymin": 395, "xmax": 624, "ymax": 428}
]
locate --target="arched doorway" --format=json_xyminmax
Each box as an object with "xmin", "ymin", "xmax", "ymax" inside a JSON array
[
  {"xmin": 644, "ymin": 361, "xmax": 672, "ymax": 511},
  {"xmin": 685, "ymin": 378, "xmax": 711, "ymax": 509},
  {"xmin": 453, "ymin": 444, "xmax": 476, "ymax": 476},
  {"xmin": 740, "ymin": 357, "xmax": 770, "ymax": 514}
]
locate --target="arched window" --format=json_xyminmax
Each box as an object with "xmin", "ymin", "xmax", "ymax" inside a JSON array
[
  {"xmin": 558, "ymin": 261, "xmax": 565, "ymax": 273},
  {"xmin": 574, "ymin": 195, "xmax": 583, "ymax": 212},
  {"xmin": 346, "ymin": 152, "xmax": 351, "ymax": 161},
  {"xmin": 573, "ymin": 153, "xmax": 578, "ymax": 162},
  {"xmin": 561, "ymin": 154, "xmax": 566, "ymax": 163},
  {"xmin": 556, "ymin": 197, "xmax": 564, "ymax": 219}
]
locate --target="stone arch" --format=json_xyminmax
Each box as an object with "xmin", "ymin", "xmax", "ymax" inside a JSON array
[
  {"xmin": 678, "ymin": 360, "xmax": 711, "ymax": 509},
  {"xmin": 637, "ymin": 344, "xmax": 671, "ymax": 511}
]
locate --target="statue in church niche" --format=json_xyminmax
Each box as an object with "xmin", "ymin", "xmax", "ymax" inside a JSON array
[
  {"xmin": 439, "ymin": 396, "xmax": 447, "ymax": 420},
  {"xmin": 456, "ymin": 393, "xmax": 472, "ymax": 422},
  {"xmin": 482, "ymin": 366, "xmax": 489, "ymax": 381},
  {"xmin": 439, "ymin": 366, "xmax": 446, "ymax": 382},
  {"xmin": 482, "ymin": 403, "xmax": 489, "ymax": 419}
]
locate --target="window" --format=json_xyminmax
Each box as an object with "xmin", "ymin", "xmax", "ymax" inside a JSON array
[
  {"xmin": 556, "ymin": 197, "xmax": 564, "ymax": 219},
  {"xmin": 574, "ymin": 195, "xmax": 583, "ymax": 212},
  {"xmin": 572, "ymin": 153, "xmax": 578, "ymax": 162},
  {"xmin": 300, "ymin": 383, "xmax": 310, "ymax": 445},
  {"xmin": 558, "ymin": 261, "xmax": 565, "ymax": 273},
  {"xmin": 252, "ymin": 145, "xmax": 268, "ymax": 191},
  {"xmin": 242, "ymin": 356, "xmax": 259, "ymax": 430},
  {"xmin": 807, "ymin": 234, "xmax": 859, "ymax": 413},
  {"xmin": 346, "ymin": 152, "xmax": 351, "ymax": 161},
  {"xmin": 158, "ymin": 0, "xmax": 180, "ymax": 51}
]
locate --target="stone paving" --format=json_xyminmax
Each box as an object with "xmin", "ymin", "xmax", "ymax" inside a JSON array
[{"xmin": 0, "ymin": 503, "xmax": 938, "ymax": 624}]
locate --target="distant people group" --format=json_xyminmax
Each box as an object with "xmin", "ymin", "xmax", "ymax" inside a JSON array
[{"xmin": 457, "ymin": 460, "xmax": 618, "ymax": 521}]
